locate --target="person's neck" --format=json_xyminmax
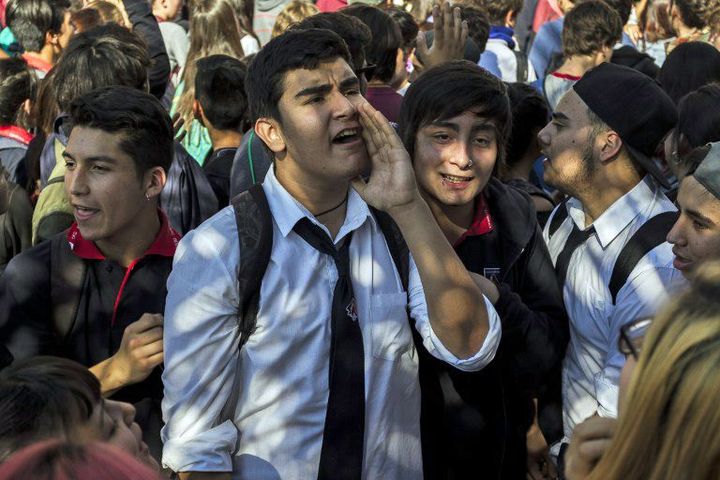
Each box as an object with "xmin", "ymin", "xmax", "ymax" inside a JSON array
[
  {"xmin": 367, "ymin": 79, "xmax": 390, "ymax": 88},
  {"xmin": 209, "ymin": 128, "xmax": 243, "ymax": 152},
  {"xmin": 557, "ymin": 55, "xmax": 599, "ymax": 77},
  {"xmin": 423, "ymin": 190, "xmax": 475, "ymax": 245},
  {"xmin": 275, "ymin": 165, "xmax": 349, "ymax": 239},
  {"xmin": 575, "ymin": 170, "xmax": 642, "ymax": 227},
  {"xmin": 675, "ymin": 22, "xmax": 699, "ymax": 39},
  {"xmin": 94, "ymin": 207, "xmax": 162, "ymax": 267},
  {"xmin": 26, "ymin": 47, "xmax": 55, "ymax": 68},
  {"xmin": 506, "ymin": 150, "xmax": 538, "ymax": 182}
]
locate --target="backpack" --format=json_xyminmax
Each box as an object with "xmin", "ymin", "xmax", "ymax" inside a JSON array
[
  {"xmin": 513, "ymin": 49, "xmax": 529, "ymax": 83},
  {"xmin": 32, "ymin": 137, "xmax": 73, "ymax": 245},
  {"xmin": 230, "ymin": 183, "xmax": 410, "ymax": 348},
  {"xmin": 548, "ymin": 201, "xmax": 678, "ymax": 303}
]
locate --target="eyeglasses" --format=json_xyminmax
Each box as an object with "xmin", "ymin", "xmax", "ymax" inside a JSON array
[
  {"xmin": 619, "ymin": 317, "xmax": 653, "ymax": 360},
  {"xmin": 355, "ymin": 63, "xmax": 376, "ymax": 80}
]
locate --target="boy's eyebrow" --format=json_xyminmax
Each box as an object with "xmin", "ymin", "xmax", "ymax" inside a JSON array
[
  {"xmin": 429, "ymin": 120, "xmax": 459, "ymax": 131},
  {"xmin": 686, "ymin": 208, "xmax": 715, "ymax": 226},
  {"xmin": 294, "ymin": 76, "xmax": 360, "ymax": 99},
  {"xmin": 295, "ymin": 84, "xmax": 332, "ymax": 99},
  {"xmin": 61, "ymin": 151, "xmax": 117, "ymax": 164}
]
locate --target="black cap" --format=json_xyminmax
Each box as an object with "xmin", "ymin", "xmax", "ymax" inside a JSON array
[
  {"xmin": 573, "ymin": 63, "xmax": 678, "ymax": 188},
  {"xmin": 693, "ymin": 142, "xmax": 720, "ymax": 200}
]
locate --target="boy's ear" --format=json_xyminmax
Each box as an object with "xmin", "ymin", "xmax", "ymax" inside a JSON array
[
  {"xmin": 505, "ymin": 10, "xmax": 518, "ymax": 28},
  {"xmin": 193, "ymin": 99, "xmax": 204, "ymax": 124},
  {"xmin": 46, "ymin": 30, "xmax": 59, "ymax": 47},
  {"xmin": 255, "ymin": 117, "xmax": 286, "ymax": 156},
  {"xmin": 144, "ymin": 166, "xmax": 167, "ymax": 200}
]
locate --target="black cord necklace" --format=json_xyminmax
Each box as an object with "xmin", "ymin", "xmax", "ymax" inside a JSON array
[{"xmin": 315, "ymin": 193, "xmax": 348, "ymax": 217}]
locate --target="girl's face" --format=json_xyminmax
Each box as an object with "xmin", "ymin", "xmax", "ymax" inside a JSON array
[{"xmin": 88, "ymin": 399, "xmax": 158, "ymax": 470}]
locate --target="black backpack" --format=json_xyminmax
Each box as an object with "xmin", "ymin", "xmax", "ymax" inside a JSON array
[
  {"xmin": 547, "ymin": 201, "xmax": 678, "ymax": 303},
  {"xmin": 230, "ymin": 184, "xmax": 410, "ymax": 348}
]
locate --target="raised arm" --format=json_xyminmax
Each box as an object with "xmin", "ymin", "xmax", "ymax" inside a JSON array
[{"xmin": 352, "ymin": 102, "xmax": 491, "ymax": 359}]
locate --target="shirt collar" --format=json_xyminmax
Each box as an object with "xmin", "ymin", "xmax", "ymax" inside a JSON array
[
  {"xmin": 66, "ymin": 209, "xmax": 181, "ymax": 260},
  {"xmin": 21, "ymin": 53, "xmax": 53, "ymax": 74},
  {"xmin": 567, "ymin": 176, "xmax": 658, "ymax": 248},
  {"xmin": 0, "ymin": 125, "xmax": 33, "ymax": 145},
  {"xmin": 453, "ymin": 193, "xmax": 494, "ymax": 247},
  {"xmin": 263, "ymin": 166, "xmax": 372, "ymax": 242}
]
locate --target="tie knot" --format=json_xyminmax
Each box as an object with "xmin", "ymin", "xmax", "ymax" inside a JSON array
[{"xmin": 293, "ymin": 217, "xmax": 353, "ymax": 276}]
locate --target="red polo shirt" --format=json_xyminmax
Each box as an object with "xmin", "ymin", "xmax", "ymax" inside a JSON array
[
  {"xmin": 67, "ymin": 210, "xmax": 181, "ymax": 325},
  {"xmin": 453, "ymin": 194, "xmax": 494, "ymax": 247}
]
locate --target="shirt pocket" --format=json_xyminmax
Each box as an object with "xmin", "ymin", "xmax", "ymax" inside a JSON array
[{"xmin": 369, "ymin": 292, "xmax": 413, "ymax": 361}]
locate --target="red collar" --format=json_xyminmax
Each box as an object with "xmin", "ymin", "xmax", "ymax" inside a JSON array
[
  {"xmin": 21, "ymin": 53, "xmax": 53, "ymax": 74},
  {"xmin": 66, "ymin": 210, "xmax": 181, "ymax": 261},
  {"xmin": 0, "ymin": 125, "xmax": 33, "ymax": 145},
  {"xmin": 453, "ymin": 194, "xmax": 494, "ymax": 247},
  {"xmin": 550, "ymin": 71, "xmax": 582, "ymax": 81}
]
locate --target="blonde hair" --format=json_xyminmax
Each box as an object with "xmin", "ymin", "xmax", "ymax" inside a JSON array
[
  {"xmin": 176, "ymin": 0, "xmax": 245, "ymax": 127},
  {"xmin": 86, "ymin": 0, "xmax": 128, "ymax": 27},
  {"xmin": 588, "ymin": 261, "xmax": 720, "ymax": 480},
  {"xmin": 271, "ymin": 1, "xmax": 319, "ymax": 38}
]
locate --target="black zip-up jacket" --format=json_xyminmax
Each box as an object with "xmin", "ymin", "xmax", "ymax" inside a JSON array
[
  {"xmin": 0, "ymin": 217, "xmax": 179, "ymax": 461},
  {"xmin": 419, "ymin": 178, "xmax": 568, "ymax": 480}
]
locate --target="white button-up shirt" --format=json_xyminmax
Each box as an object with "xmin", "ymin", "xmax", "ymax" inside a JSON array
[
  {"xmin": 543, "ymin": 177, "xmax": 685, "ymax": 441},
  {"xmin": 161, "ymin": 167, "xmax": 502, "ymax": 479}
]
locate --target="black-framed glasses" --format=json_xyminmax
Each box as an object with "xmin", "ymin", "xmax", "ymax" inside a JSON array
[
  {"xmin": 355, "ymin": 63, "xmax": 376, "ymax": 80},
  {"xmin": 619, "ymin": 317, "xmax": 653, "ymax": 360}
]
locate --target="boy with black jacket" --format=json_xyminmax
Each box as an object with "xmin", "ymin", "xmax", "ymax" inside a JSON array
[
  {"xmin": 0, "ymin": 86, "xmax": 179, "ymax": 461},
  {"xmin": 398, "ymin": 60, "xmax": 569, "ymax": 479}
]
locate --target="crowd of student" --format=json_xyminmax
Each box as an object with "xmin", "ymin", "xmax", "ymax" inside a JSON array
[{"xmin": 0, "ymin": 0, "xmax": 719, "ymax": 478}]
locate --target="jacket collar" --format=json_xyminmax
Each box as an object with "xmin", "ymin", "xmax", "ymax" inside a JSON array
[
  {"xmin": 21, "ymin": 53, "xmax": 53, "ymax": 74},
  {"xmin": 66, "ymin": 209, "xmax": 181, "ymax": 261},
  {"xmin": 0, "ymin": 125, "xmax": 33, "ymax": 145},
  {"xmin": 484, "ymin": 177, "xmax": 537, "ymax": 251}
]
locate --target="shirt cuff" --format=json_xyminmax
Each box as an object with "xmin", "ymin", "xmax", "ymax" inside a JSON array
[
  {"xmin": 594, "ymin": 374, "xmax": 619, "ymax": 419},
  {"xmin": 161, "ymin": 420, "xmax": 237, "ymax": 473},
  {"xmin": 421, "ymin": 294, "xmax": 502, "ymax": 372}
]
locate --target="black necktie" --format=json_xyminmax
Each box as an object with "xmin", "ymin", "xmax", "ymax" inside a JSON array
[
  {"xmin": 555, "ymin": 222, "xmax": 596, "ymax": 288},
  {"xmin": 293, "ymin": 218, "xmax": 365, "ymax": 480}
]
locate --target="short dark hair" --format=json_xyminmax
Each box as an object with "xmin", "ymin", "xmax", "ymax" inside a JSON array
[
  {"xmin": 342, "ymin": 4, "xmax": 402, "ymax": 83},
  {"xmin": 658, "ymin": 41, "xmax": 720, "ymax": 104},
  {"xmin": 0, "ymin": 357, "xmax": 100, "ymax": 462},
  {"xmin": 505, "ymin": 82, "xmax": 550, "ymax": 166},
  {"xmin": 246, "ymin": 28, "xmax": 352, "ymax": 124},
  {"xmin": 68, "ymin": 86, "xmax": 173, "ymax": 176},
  {"xmin": 384, "ymin": 6, "xmax": 419, "ymax": 54},
  {"xmin": 461, "ymin": 5, "xmax": 490, "ymax": 52},
  {"xmin": 6, "ymin": 0, "xmax": 71, "ymax": 52},
  {"xmin": 52, "ymin": 23, "xmax": 150, "ymax": 112},
  {"xmin": 673, "ymin": 0, "xmax": 713, "ymax": 29},
  {"xmin": 677, "ymin": 83, "xmax": 720, "ymax": 150},
  {"xmin": 592, "ymin": 0, "xmax": 633, "ymax": 26},
  {"xmin": 293, "ymin": 12, "xmax": 372, "ymax": 73},
  {"xmin": 399, "ymin": 60, "xmax": 512, "ymax": 168},
  {"xmin": 0, "ymin": 58, "xmax": 36, "ymax": 126},
  {"xmin": 563, "ymin": 1, "xmax": 622, "ymax": 58},
  {"xmin": 195, "ymin": 55, "xmax": 249, "ymax": 131},
  {"xmin": 470, "ymin": 0, "xmax": 523, "ymax": 25}
]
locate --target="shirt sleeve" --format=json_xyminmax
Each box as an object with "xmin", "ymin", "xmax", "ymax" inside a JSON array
[
  {"xmin": 594, "ymin": 265, "xmax": 686, "ymax": 418},
  {"xmin": 407, "ymin": 253, "xmax": 502, "ymax": 372},
  {"xmin": 161, "ymin": 218, "xmax": 242, "ymax": 473}
]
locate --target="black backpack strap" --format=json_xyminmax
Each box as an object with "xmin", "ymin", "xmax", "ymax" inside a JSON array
[
  {"xmin": 608, "ymin": 211, "xmax": 678, "ymax": 304},
  {"xmin": 513, "ymin": 49, "xmax": 529, "ymax": 82},
  {"xmin": 548, "ymin": 198, "xmax": 569, "ymax": 237},
  {"xmin": 231, "ymin": 183, "xmax": 274, "ymax": 348},
  {"xmin": 50, "ymin": 233, "xmax": 86, "ymax": 342},
  {"xmin": 370, "ymin": 207, "xmax": 409, "ymax": 292}
]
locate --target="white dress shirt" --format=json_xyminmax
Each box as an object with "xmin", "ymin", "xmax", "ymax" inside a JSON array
[
  {"xmin": 543, "ymin": 177, "xmax": 685, "ymax": 441},
  {"xmin": 161, "ymin": 167, "xmax": 502, "ymax": 479}
]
